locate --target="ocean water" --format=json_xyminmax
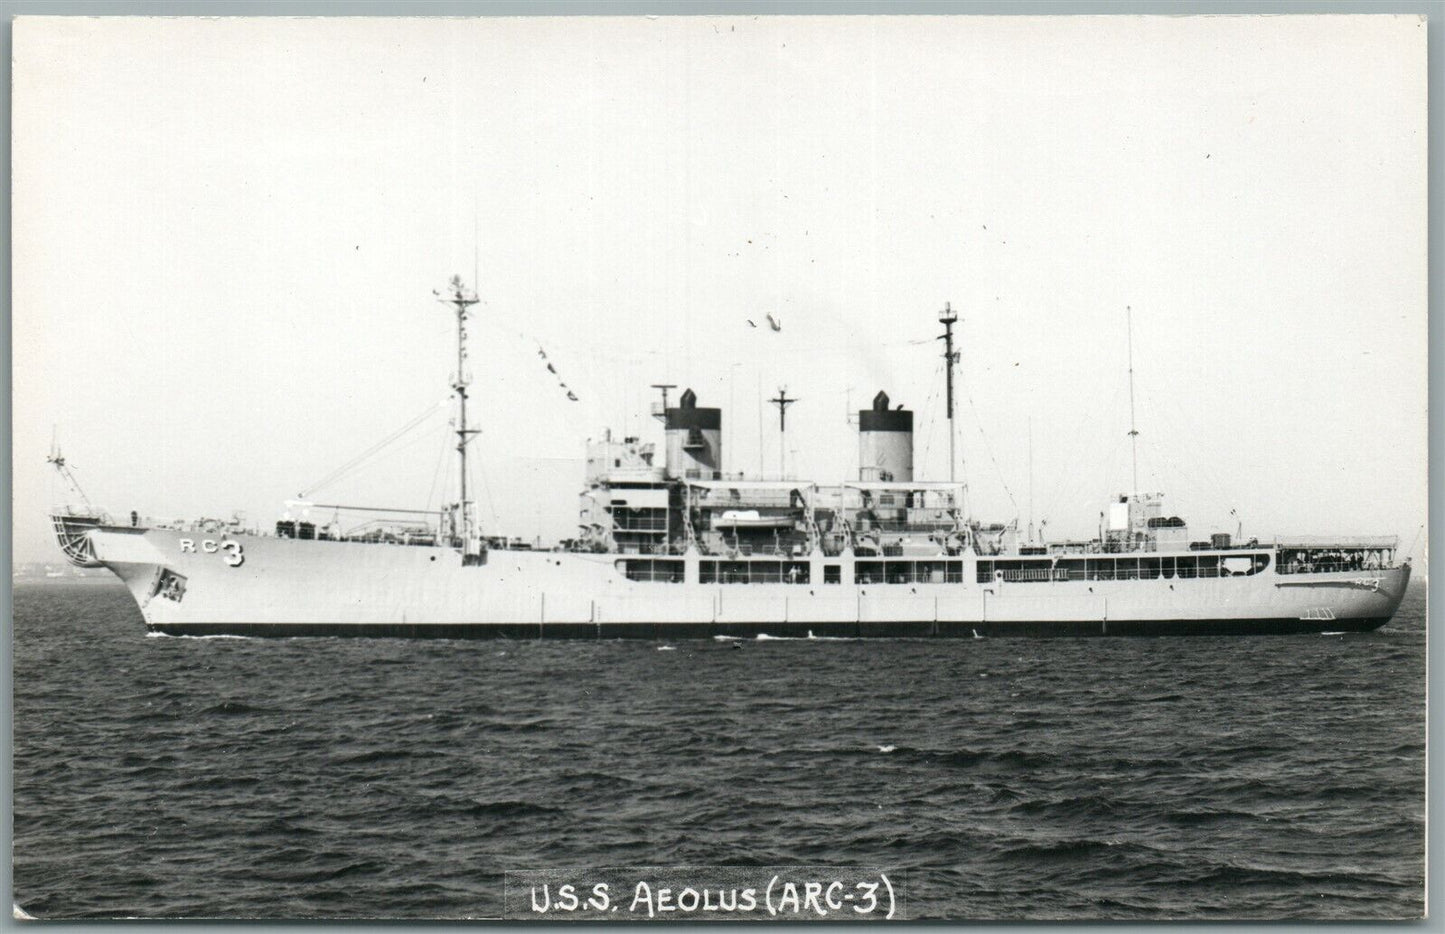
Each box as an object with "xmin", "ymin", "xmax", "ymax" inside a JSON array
[{"xmin": 12, "ymin": 579, "xmax": 1425, "ymax": 920}]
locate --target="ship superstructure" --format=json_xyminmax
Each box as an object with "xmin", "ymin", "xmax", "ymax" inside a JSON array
[{"xmin": 49, "ymin": 279, "xmax": 1412, "ymax": 638}]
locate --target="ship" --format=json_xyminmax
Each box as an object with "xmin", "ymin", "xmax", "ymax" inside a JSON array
[{"xmin": 49, "ymin": 278, "xmax": 1411, "ymax": 638}]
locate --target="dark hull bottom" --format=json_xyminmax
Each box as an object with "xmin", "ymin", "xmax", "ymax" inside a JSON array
[{"xmin": 148, "ymin": 617, "xmax": 1392, "ymax": 639}]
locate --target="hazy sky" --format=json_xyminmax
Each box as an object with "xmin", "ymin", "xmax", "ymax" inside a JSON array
[{"xmin": 13, "ymin": 14, "xmax": 1427, "ymax": 563}]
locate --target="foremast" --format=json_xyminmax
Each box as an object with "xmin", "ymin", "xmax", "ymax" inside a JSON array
[{"xmin": 441, "ymin": 275, "xmax": 484, "ymax": 563}]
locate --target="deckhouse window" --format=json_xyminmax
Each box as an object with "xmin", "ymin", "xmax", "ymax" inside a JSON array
[
  {"xmin": 617, "ymin": 559, "xmax": 683, "ymax": 582},
  {"xmin": 861, "ymin": 560, "xmax": 963, "ymax": 584},
  {"xmin": 698, "ymin": 560, "xmax": 810, "ymax": 584},
  {"xmin": 981, "ymin": 555, "xmax": 1267, "ymax": 583}
]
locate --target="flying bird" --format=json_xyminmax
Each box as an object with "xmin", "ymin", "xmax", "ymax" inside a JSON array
[
  {"xmin": 747, "ymin": 319, "xmax": 757, "ymax": 328},
  {"xmin": 766, "ymin": 313, "xmax": 782, "ymax": 332}
]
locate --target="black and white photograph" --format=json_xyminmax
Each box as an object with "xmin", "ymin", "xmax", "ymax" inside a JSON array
[{"xmin": 10, "ymin": 11, "xmax": 1428, "ymax": 920}]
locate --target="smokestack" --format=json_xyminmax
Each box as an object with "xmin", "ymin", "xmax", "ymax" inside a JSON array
[
  {"xmin": 858, "ymin": 390, "xmax": 913, "ymax": 482},
  {"xmin": 664, "ymin": 388, "xmax": 722, "ymax": 481}
]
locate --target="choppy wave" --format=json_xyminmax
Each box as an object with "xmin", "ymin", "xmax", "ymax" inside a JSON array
[{"xmin": 11, "ymin": 579, "xmax": 1426, "ymax": 920}]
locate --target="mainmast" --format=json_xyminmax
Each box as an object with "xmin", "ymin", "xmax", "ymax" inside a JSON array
[
  {"xmin": 441, "ymin": 275, "xmax": 481, "ymax": 558},
  {"xmin": 1126, "ymin": 305, "xmax": 1139, "ymax": 493}
]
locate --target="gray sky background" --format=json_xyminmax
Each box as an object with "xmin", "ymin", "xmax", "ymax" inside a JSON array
[{"xmin": 13, "ymin": 14, "xmax": 1427, "ymax": 562}]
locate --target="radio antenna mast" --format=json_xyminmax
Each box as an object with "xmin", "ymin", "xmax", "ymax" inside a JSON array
[
  {"xmin": 938, "ymin": 301, "xmax": 960, "ymax": 483},
  {"xmin": 769, "ymin": 387, "xmax": 796, "ymax": 479},
  {"xmin": 1127, "ymin": 305, "xmax": 1139, "ymax": 493}
]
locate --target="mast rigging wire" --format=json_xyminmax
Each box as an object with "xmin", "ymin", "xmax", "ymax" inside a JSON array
[
  {"xmin": 916, "ymin": 359, "xmax": 946, "ymax": 472},
  {"xmin": 1405, "ymin": 524, "xmax": 1424, "ymax": 562},
  {"xmin": 298, "ymin": 399, "xmax": 448, "ymax": 498},
  {"xmin": 307, "ymin": 420, "xmax": 452, "ymax": 509},
  {"xmin": 425, "ymin": 429, "xmax": 451, "ymax": 513},
  {"xmin": 471, "ymin": 441, "xmax": 501, "ymax": 533},
  {"xmin": 1036, "ymin": 382, "xmax": 1127, "ymax": 526},
  {"xmin": 964, "ymin": 389, "xmax": 1019, "ymax": 516},
  {"xmin": 1135, "ymin": 389, "xmax": 1241, "ymax": 525}
]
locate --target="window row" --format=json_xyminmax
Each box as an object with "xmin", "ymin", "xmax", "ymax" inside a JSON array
[
  {"xmin": 977, "ymin": 554, "xmax": 1271, "ymax": 583},
  {"xmin": 854, "ymin": 561, "xmax": 966, "ymax": 585}
]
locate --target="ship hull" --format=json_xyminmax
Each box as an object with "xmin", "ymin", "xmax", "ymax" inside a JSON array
[
  {"xmin": 143, "ymin": 616, "xmax": 1395, "ymax": 639},
  {"xmin": 80, "ymin": 527, "xmax": 1411, "ymax": 639}
]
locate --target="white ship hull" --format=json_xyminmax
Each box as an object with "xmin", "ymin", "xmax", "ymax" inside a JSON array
[
  {"xmin": 79, "ymin": 526, "xmax": 1410, "ymax": 638},
  {"xmin": 47, "ymin": 278, "xmax": 1413, "ymax": 640}
]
